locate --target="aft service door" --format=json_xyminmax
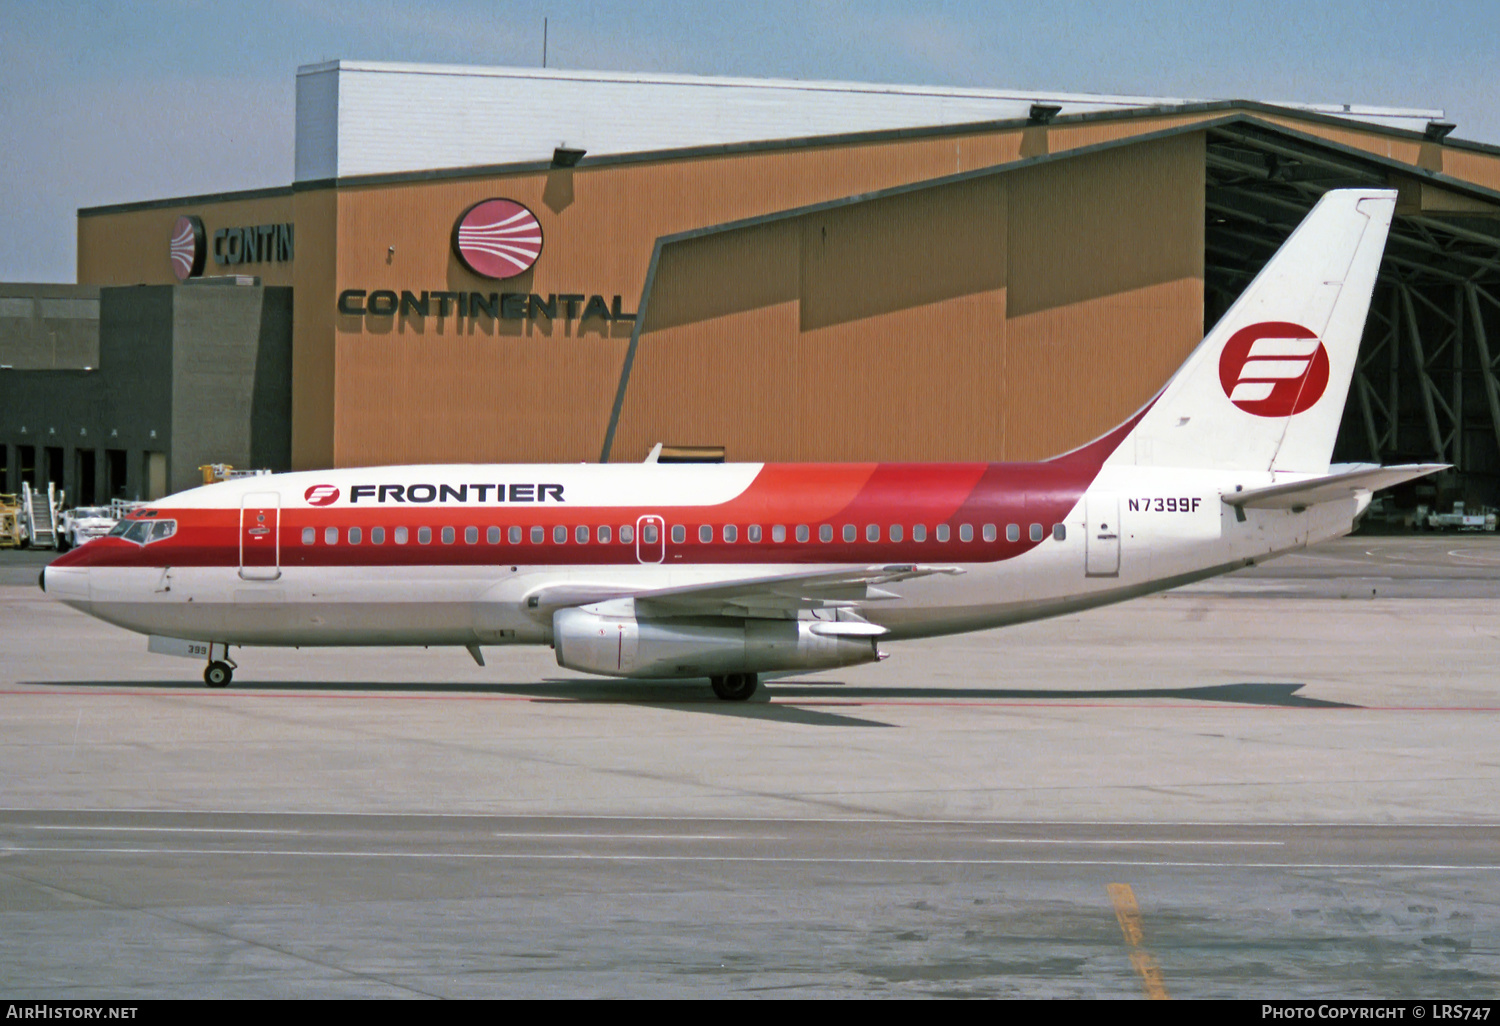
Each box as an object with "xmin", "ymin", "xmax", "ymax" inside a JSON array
[
  {"xmin": 1085, "ymin": 492, "xmax": 1120, "ymax": 577},
  {"xmin": 239, "ymin": 492, "xmax": 281, "ymax": 581},
  {"xmin": 636, "ymin": 515, "xmax": 664, "ymax": 564}
]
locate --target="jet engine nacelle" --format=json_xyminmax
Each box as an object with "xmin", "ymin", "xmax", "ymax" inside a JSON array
[{"xmin": 553, "ymin": 604, "xmax": 882, "ymax": 679}]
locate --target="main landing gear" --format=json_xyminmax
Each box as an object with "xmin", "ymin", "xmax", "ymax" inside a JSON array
[{"xmin": 710, "ymin": 672, "xmax": 758, "ymax": 702}]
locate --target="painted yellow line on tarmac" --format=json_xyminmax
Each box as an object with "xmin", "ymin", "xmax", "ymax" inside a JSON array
[{"xmin": 1108, "ymin": 882, "xmax": 1170, "ymax": 1000}]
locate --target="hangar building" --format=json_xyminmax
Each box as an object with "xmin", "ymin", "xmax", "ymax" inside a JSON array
[{"xmin": 4, "ymin": 62, "xmax": 1500, "ymax": 508}]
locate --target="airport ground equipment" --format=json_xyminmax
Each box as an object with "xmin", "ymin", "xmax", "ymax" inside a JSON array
[
  {"xmin": 1423, "ymin": 502, "xmax": 1498, "ymax": 531},
  {"xmin": 0, "ymin": 495, "xmax": 23, "ymax": 548},
  {"xmin": 20, "ymin": 483, "xmax": 60, "ymax": 550}
]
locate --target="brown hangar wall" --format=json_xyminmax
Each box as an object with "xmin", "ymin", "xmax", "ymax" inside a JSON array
[
  {"xmin": 78, "ymin": 192, "xmax": 297, "ymax": 287},
  {"xmin": 72, "ymin": 103, "xmax": 1499, "ymax": 472},
  {"xmin": 609, "ymin": 132, "xmax": 1205, "ymax": 464},
  {"xmin": 316, "ymin": 117, "xmax": 1220, "ymax": 471}
]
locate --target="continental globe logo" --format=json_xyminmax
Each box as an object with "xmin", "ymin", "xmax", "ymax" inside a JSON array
[
  {"xmin": 169, "ymin": 215, "xmax": 206, "ymax": 281},
  {"xmin": 451, "ymin": 199, "xmax": 543, "ymax": 279}
]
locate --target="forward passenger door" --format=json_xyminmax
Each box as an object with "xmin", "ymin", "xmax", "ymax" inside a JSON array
[{"xmin": 239, "ymin": 492, "xmax": 281, "ymax": 581}]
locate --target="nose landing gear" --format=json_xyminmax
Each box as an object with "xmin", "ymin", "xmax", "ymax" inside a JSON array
[{"xmin": 203, "ymin": 656, "xmax": 237, "ymax": 688}]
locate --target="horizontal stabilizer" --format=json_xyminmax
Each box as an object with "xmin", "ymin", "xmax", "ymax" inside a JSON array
[{"xmin": 1223, "ymin": 464, "xmax": 1447, "ymax": 510}]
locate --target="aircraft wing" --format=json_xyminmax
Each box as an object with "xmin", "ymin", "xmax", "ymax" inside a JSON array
[
  {"xmin": 526, "ymin": 564, "xmax": 964, "ymax": 620},
  {"xmin": 633, "ymin": 564, "xmax": 965, "ymax": 618},
  {"xmin": 1222, "ymin": 463, "xmax": 1447, "ymax": 510}
]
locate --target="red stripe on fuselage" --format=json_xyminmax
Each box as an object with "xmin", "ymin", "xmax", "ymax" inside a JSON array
[{"xmin": 53, "ymin": 410, "xmax": 1146, "ymax": 572}]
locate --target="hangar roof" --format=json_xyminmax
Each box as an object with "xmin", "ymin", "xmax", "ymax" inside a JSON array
[
  {"xmin": 82, "ymin": 97, "xmax": 1498, "ymax": 219},
  {"xmin": 294, "ymin": 60, "xmax": 1446, "ymax": 182}
]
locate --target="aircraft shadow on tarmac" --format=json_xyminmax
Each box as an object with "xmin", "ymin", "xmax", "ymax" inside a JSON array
[{"xmin": 25, "ymin": 678, "xmax": 1358, "ymax": 724}]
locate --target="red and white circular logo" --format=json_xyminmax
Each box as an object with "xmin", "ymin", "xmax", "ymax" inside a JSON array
[
  {"xmin": 304, "ymin": 484, "xmax": 340, "ymax": 506},
  {"xmin": 169, "ymin": 215, "xmax": 205, "ymax": 281},
  {"xmin": 1218, "ymin": 321, "xmax": 1330, "ymax": 417},
  {"xmin": 451, "ymin": 199, "xmax": 543, "ymax": 279}
]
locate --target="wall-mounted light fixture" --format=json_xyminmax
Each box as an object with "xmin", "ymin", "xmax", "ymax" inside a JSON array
[{"xmin": 1028, "ymin": 103, "xmax": 1062, "ymax": 125}]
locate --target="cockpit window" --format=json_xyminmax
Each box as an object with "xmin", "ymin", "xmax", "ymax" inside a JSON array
[{"xmin": 110, "ymin": 519, "xmax": 176, "ymax": 545}]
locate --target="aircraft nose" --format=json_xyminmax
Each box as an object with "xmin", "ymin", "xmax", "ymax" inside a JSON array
[{"xmin": 42, "ymin": 565, "xmax": 91, "ymax": 609}]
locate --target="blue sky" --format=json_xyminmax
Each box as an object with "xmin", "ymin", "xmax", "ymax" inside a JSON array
[{"xmin": 2, "ymin": 0, "xmax": 1496, "ymax": 281}]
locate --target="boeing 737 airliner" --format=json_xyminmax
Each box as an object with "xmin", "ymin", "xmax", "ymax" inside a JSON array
[{"xmin": 42, "ymin": 189, "xmax": 1441, "ymax": 699}]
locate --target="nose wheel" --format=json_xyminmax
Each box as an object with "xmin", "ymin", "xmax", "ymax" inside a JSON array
[
  {"xmin": 710, "ymin": 673, "xmax": 758, "ymax": 701},
  {"xmin": 204, "ymin": 660, "xmax": 235, "ymax": 688}
]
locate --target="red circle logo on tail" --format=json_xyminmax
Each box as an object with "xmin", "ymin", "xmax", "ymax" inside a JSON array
[
  {"xmin": 452, "ymin": 198, "xmax": 544, "ymax": 279},
  {"xmin": 304, "ymin": 484, "xmax": 340, "ymax": 506},
  {"xmin": 1218, "ymin": 321, "xmax": 1330, "ymax": 417}
]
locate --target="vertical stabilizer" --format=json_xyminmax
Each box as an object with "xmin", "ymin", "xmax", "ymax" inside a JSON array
[{"xmin": 1106, "ymin": 189, "xmax": 1395, "ymax": 473}]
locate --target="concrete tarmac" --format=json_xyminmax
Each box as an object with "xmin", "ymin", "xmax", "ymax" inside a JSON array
[{"xmin": 2, "ymin": 536, "xmax": 1498, "ymax": 997}]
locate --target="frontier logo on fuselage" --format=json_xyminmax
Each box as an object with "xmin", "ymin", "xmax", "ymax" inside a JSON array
[
  {"xmin": 330, "ymin": 483, "xmax": 567, "ymax": 504},
  {"xmin": 1218, "ymin": 321, "xmax": 1330, "ymax": 417},
  {"xmin": 304, "ymin": 485, "xmax": 341, "ymax": 506}
]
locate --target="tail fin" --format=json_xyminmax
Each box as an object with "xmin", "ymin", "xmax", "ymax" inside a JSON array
[{"xmin": 1108, "ymin": 188, "xmax": 1396, "ymax": 473}]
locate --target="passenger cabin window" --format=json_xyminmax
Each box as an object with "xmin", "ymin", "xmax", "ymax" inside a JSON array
[
  {"xmin": 747, "ymin": 524, "xmax": 761, "ymax": 543},
  {"xmin": 959, "ymin": 524, "xmax": 973, "ymax": 542},
  {"xmin": 464, "ymin": 526, "xmax": 478, "ymax": 544},
  {"xmin": 842, "ymin": 525, "xmax": 856, "ymax": 543},
  {"xmin": 698, "ymin": 525, "xmax": 712, "ymax": 544},
  {"xmin": 349, "ymin": 526, "xmax": 362, "ymax": 545},
  {"xmin": 487, "ymin": 526, "xmax": 500, "ymax": 544},
  {"xmin": 1030, "ymin": 523, "xmax": 1044, "ymax": 542},
  {"xmin": 575, "ymin": 525, "xmax": 589, "ymax": 544},
  {"xmin": 983, "ymin": 524, "xmax": 996, "ymax": 542},
  {"xmin": 553, "ymin": 525, "xmax": 567, "ymax": 544},
  {"xmin": 371, "ymin": 527, "xmax": 385, "ymax": 545},
  {"xmin": 325, "ymin": 526, "xmax": 338, "ymax": 545},
  {"xmin": 418, "ymin": 527, "xmax": 432, "ymax": 545},
  {"xmin": 772, "ymin": 525, "xmax": 786, "ymax": 543},
  {"xmin": 865, "ymin": 524, "xmax": 878, "ymax": 543},
  {"xmin": 621, "ymin": 524, "xmax": 635, "ymax": 544},
  {"xmin": 936, "ymin": 524, "xmax": 951, "ymax": 543},
  {"xmin": 395, "ymin": 527, "xmax": 409, "ymax": 545},
  {"xmin": 598, "ymin": 525, "xmax": 611, "ymax": 544},
  {"xmin": 819, "ymin": 525, "xmax": 833, "ymax": 543},
  {"xmin": 1053, "ymin": 523, "xmax": 1067, "ymax": 541},
  {"xmin": 670, "ymin": 524, "xmax": 684, "ymax": 544},
  {"xmin": 796, "ymin": 525, "xmax": 809, "ymax": 543},
  {"xmin": 302, "ymin": 527, "xmax": 315, "ymax": 546},
  {"xmin": 530, "ymin": 527, "xmax": 544, "ymax": 544},
  {"xmin": 723, "ymin": 524, "xmax": 737, "ymax": 543},
  {"xmin": 509, "ymin": 526, "xmax": 522, "ymax": 544},
  {"xmin": 913, "ymin": 525, "xmax": 927, "ymax": 542},
  {"xmin": 1006, "ymin": 523, "xmax": 1020, "ymax": 542},
  {"xmin": 890, "ymin": 525, "xmax": 903, "ymax": 543},
  {"xmin": 441, "ymin": 526, "xmax": 455, "ymax": 544}
]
